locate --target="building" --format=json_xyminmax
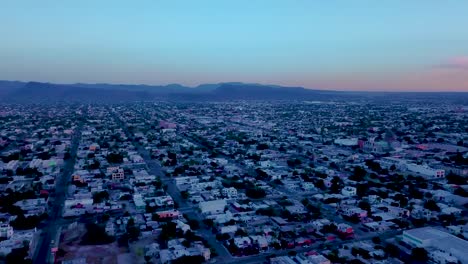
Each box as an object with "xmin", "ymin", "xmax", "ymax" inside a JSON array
[
  {"xmin": 0, "ymin": 223, "xmax": 14, "ymax": 239},
  {"xmin": 402, "ymin": 227, "xmax": 468, "ymax": 264},
  {"xmin": 110, "ymin": 167, "xmax": 124, "ymax": 181},
  {"xmin": 341, "ymin": 186, "xmax": 357, "ymax": 196},
  {"xmin": 222, "ymin": 187, "xmax": 238, "ymax": 198},
  {"xmin": 334, "ymin": 138, "xmax": 358, "ymax": 147},
  {"xmin": 199, "ymin": 200, "xmax": 227, "ymax": 215},
  {"xmin": 430, "ymin": 250, "xmax": 459, "ymax": 264},
  {"xmin": 406, "ymin": 163, "xmax": 445, "ymax": 179}
]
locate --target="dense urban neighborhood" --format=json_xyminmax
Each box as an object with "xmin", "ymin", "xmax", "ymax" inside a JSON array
[{"xmin": 0, "ymin": 100, "xmax": 467, "ymax": 264}]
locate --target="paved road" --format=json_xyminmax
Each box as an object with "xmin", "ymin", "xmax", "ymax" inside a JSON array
[{"xmin": 34, "ymin": 124, "xmax": 82, "ymax": 264}]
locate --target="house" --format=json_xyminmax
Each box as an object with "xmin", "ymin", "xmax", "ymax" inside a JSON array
[
  {"xmin": 222, "ymin": 187, "xmax": 238, "ymax": 198},
  {"xmin": 219, "ymin": 225, "xmax": 238, "ymax": 234},
  {"xmin": 159, "ymin": 240, "xmax": 210, "ymax": 263},
  {"xmin": 155, "ymin": 210, "xmax": 180, "ymax": 219},
  {"xmin": 199, "ymin": 200, "xmax": 227, "ymax": 215},
  {"xmin": 89, "ymin": 143, "xmax": 100, "ymax": 151},
  {"xmin": 341, "ymin": 206, "xmax": 367, "ymax": 218},
  {"xmin": 301, "ymin": 253, "xmax": 331, "ymax": 264},
  {"xmin": 105, "ymin": 221, "xmax": 116, "ymax": 236},
  {"xmin": 0, "ymin": 223, "xmax": 14, "ymax": 239},
  {"xmin": 233, "ymin": 237, "xmax": 252, "ymax": 249},
  {"xmin": 430, "ymin": 250, "xmax": 459, "ymax": 264},
  {"xmin": 311, "ymin": 219, "xmax": 331, "ymax": 231},
  {"xmin": 441, "ymin": 207, "xmax": 462, "ymax": 216},
  {"xmin": 250, "ymin": 235, "xmax": 269, "ymax": 251},
  {"xmin": 130, "ymin": 154, "xmax": 144, "ymax": 163},
  {"xmin": 341, "ymin": 186, "xmax": 357, "ymax": 196},
  {"xmin": 6, "ymin": 160, "xmax": 19, "ymax": 171},
  {"xmin": 110, "ymin": 167, "xmax": 124, "ymax": 180},
  {"xmin": 270, "ymin": 256, "xmax": 296, "ymax": 264},
  {"xmin": 133, "ymin": 194, "xmax": 146, "ymax": 211},
  {"xmin": 337, "ymin": 223, "xmax": 354, "ymax": 234}
]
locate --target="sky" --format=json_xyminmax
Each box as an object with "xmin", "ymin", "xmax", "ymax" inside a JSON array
[{"xmin": 1, "ymin": 1, "xmax": 468, "ymax": 91}]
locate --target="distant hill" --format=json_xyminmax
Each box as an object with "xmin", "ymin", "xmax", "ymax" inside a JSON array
[
  {"xmin": 0, "ymin": 80, "xmax": 26, "ymax": 98},
  {"xmin": 1, "ymin": 80, "xmax": 467, "ymax": 102},
  {"xmin": 72, "ymin": 83, "xmax": 195, "ymax": 94},
  {"xmin": 168, "ymin": 83, "xmax": 347, "ymax": 101},
  {"xmin": 5, "ymin": 82, "xmax": 152, "ymax": 102}
]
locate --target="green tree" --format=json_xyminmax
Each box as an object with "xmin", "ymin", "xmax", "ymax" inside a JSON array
[{"xmin": 411, "ymin": 247, "xmax": 429, "ymax": 262}]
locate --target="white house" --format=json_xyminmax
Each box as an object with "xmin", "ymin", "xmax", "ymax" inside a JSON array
[
  {"xmin": 199, "ymin": 200, "xmax": 227, "ymax": 215},
  {"xmin": 341, "ymin": 186, "xmax": 357, "ymax": 196},
  {"xmin": 222, "ymin": 187, "xmax": 238, "ymax": 198},
  {"xmin": 0, "ymin": 223, "xmax": 14, "ymax": 239}
]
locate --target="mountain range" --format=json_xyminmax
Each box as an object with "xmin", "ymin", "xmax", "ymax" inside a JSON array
[{"xmin": 0, "ymin": 80, "xmax": 467, "ymax": 102}]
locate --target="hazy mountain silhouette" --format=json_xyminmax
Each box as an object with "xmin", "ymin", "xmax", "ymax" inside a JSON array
[
  {"xmin": 1, "ymin": 80, "xmax": 467, "ymax": 102},
  {"xmin": 0, "ymin": 81, "xmax": 26, "ymax": 98},
  {"xmin": 5, "ymin": 82, "xmax": 151, "ymax": 102}
]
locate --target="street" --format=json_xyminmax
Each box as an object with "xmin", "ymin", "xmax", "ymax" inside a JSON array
[{"xmin": 33, "ymin": 124, "xmax": 82, "ymax": 264}]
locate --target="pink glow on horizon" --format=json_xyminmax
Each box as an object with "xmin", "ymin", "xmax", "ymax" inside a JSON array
[{"xmin": 438, "ymin": 56, "xmax": 468, "ymax": 69}]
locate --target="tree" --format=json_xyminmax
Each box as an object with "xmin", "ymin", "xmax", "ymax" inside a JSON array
[
  {"xmin": 454, "ymin": 187, "xmax": 468, "ymax": 197},
  {"xmin": 358, "ymin": 201, "xmax": 371, "ymax": 211},
  {"xmin": 245, "ymin": 187, "xmax": 266, "ymax": 199},
  {"xmin": 159, "ymin": 221, "xmax": 177, "ymax": 242},
  {"xmin": 330, "ymin": 176, "xmax": 342, "ymax": 194},
  {"xmin": 424, "ymin": 200, "xmax": 440, "ymax": 212},
  {"xmin": 256, "ymin": 143, "xmax": 269, "ymax": 150},
  {"xmin": 106, "ymin": 153, "xmax": 124, "ymax": 163},
  {"xmin": 356, "ymin": 184, "xmax": 368, "ymax": 198},
  {"xmin": 180, "ymin": 191, "xmax": 189, "ymax": 199},
  {"xmin": 6, "ymin": 246, "xmax": 32, "ymax": 264},
  {"xmin": 188, "ymin": 219, "xmax": 200, "ymax": 230},
  {"xmin": 315, "ymin": 179, "xmax": 326, "ymax": 190},
  {"xmin": 216, "ymin": 233, "xmax": 230, "ymax": 241},
  {"xmin": 235, "ymin": 229, "xmax": 247, "ymax": 237},
  {"xmin": 321, "ymin": 223, "xmax": 337, "ymax": 234},
  {"xmin": 350, "ymin": 166, "xmax": 366, "ymax": 182},
  {"xmin": 172, "ymin": 256, "xmax": 204, "ymax": 264},
  {"xmin": 255, "ymin": 168, "xmax": 269, "ymax": 180},
  {"xmin": 10, "ymin": 213, "xmax": 44, "ymax": 230},
  {"xmin": 256, "ymin": 207, "xmax": 276, "ymax": 216},
  {"xmin": 126, "ymin": 218, "xmax": 141, "ymax": 242},
  {"xmin": 446, "ymin": 172, "xmax": 467, "ymax": 185},
  {"xmin": 385, "ymin": 243, "xmax": 400, "ymax": 258},
  {"xmin": 411, "ymin": 247, "xmax": 429, "ymax": 262},
  {"xmin": 393, "ymin": 193, "xmax": 408, "ymax": 207},
  {"xmin": 372, "ymin": 236, "xmax": 381, "ymax": 244},
  {"xmin": 93, "ymin": 191, "xmax": 109, "ymax": 204},
  {"xmin": 203, "ymin": 219, "xmax": 214, "ymax": 228},
  {"xmin": 81, "ymin": 223, "xmax": 114, "ymax": 245}
]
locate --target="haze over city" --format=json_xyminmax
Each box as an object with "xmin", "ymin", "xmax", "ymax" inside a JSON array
[{"xmin": 1, "ymin": 1, "xmax": 468, "ymax": 91}]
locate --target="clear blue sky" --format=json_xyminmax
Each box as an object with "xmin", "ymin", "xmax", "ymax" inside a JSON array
[{"xmin": 1, "ymin": 1, "xmax": 468, "ymax": 91}]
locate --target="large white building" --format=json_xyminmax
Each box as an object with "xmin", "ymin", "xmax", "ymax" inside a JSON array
[
  {"xmin": 402, "ymin": 227, "xmax": 468, "ymax": 264},
  {"xmin": 406, "ymin": 163, "xmax": 445, "ymax": 179},
  {"xmin": 199, "ymin": 200, "xmax": 227, "ymax": 215}
]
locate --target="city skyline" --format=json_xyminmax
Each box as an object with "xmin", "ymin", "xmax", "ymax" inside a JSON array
[{"xmin": 1, "ymin": 1, "xmax": 468, "ymax": 91}]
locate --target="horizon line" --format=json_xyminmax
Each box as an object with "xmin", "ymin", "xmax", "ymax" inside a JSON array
[{"xmin": 2, "ymin": 79, "xmax": 468, "ymax": 93}]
